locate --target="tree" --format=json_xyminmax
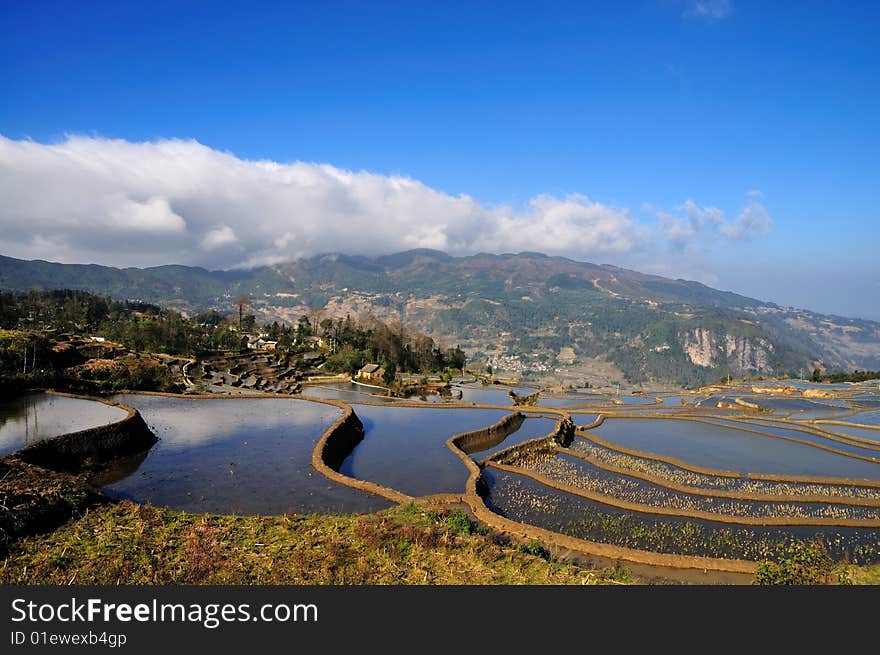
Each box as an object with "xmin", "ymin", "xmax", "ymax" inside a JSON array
[
  {"xmin": 296, "ymin": 315, "xmax": 312, "ymax": 341},
  {"xmin": 812, "ymin": 368, "xmax": 823, "ymax": 383},
  {"xmin": 319, "ymin": 317, "xmax": 335, "ymax": 337},
  {"xmin": 382, "ymin": 362, "xmax": 397, "ymax": 385},
  {"xmin": 234, "ymin": 293, "xmax": 252, "ymax": 332},
  {"xmin": 486, "ymin": 364, "xmax": 493, "ymax": 375}
]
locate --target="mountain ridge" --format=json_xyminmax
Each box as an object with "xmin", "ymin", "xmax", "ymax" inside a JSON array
[{"xmin": 2, "ymin": 250, "xmax": 878, "ymax": 386}]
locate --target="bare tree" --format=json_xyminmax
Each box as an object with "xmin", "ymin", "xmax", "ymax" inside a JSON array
[{"xmin": 235, "ymin": 293, "xmax": 252, "ymax": 331}]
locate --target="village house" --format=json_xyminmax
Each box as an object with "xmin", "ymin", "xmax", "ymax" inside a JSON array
[
  {"xmin": 356, "ymin": 363, "xmax": 386, "ymax": 382},
  {"xmin": 248, "ymin": 337, "xmax": 278, "ymax": 351}
]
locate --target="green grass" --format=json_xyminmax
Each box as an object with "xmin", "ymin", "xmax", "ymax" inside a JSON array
[{"xmin": 0, "ymin": 501, "xmax": 627, "ymax": 585}]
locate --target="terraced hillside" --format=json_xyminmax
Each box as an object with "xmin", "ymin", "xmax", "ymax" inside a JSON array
[{"xmin": 4, "ymin": 250, "xmax": 879, "ymax": 386}]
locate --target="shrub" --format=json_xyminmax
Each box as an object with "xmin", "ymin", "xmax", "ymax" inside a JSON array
[
  {"xmin": 445, "ymin": 508, "xmax": 472, "ymax": 535},
  {"xmin": 755, "ymin": 540, "xmax": 851, "ymax": 585},
  {"xmin": 517, "ymin": 539, "xmax": 550, "ymax": 560}
]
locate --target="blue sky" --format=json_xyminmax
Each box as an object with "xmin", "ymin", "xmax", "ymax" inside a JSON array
[{"xmin": 0, "ymin": 1, "xmax": 878, "ymax": 319}]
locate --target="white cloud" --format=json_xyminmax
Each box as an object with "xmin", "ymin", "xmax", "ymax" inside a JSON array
[
  {"xmin": 0, "ymin": 134, "xmax": 646, "ymax": 268},
  {"xmin": 200, "ymin": 225, "xmax": 238, "ymax": 251},
  {"xmin": 718, "ymin": 200, "xmax": 772, "ymax": 240},
  {"xmin": 657, "ymin": 194, "xmax": 772, "ymax": 249},
  {"xmin": 109, "ymin": 196, "xmax": 186, "ymax": 233},
  {"xmin": 684, "ymin": 0, "xmax": 732, "ymax": 21},
  {"xmin": 0, "ymin": 134, "xmax": 769, "ymax": 269}
]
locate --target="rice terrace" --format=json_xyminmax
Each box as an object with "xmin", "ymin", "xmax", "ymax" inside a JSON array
[
  {"xmin": 3, "ymin": 2, "xmax": 880, "ymax": 595},
  {"xmin": 4, "ymin": 366, "xmax": 880, "ymax": 585}
]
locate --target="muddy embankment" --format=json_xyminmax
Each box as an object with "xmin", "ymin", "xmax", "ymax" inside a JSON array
[
  {"xmin": 311, "ymin": 403, "xmax": 414, "ymax": 505},
  {"xmin": 559, "ymin": 446, "xmax": 880, "ymax": 509},
  {"xmin": 578, "ymin": 425, "xmax": 880, "ymax": 489},
  {"xmin": 454, "ymin": 412, "xmax": 526, "ymax": 455},
  {"xmin": 441, "ymin": 413, "xmax": 758, "ymax": 580},
  {"xmin": 0, "ymin": 392, "xmax": 157, "ymax": 554}
]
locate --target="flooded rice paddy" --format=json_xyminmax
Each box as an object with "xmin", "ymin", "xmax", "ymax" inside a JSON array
[
  {"xmin": 586, "ymin": 417, "xmax": 880, "ymax": 479},
  {"xmin": 102, "ymin": 394, "xmax": 391, "ymax": 515},
  {"xmin": 471, "ymin": 417, "xmax": 559, "ymax": 460},
  {"xmin": 566, "ymin": 438, "xmax": 880, "ymax": 500},
  {"xmin": 6, "ymin": 377, "xmax": 880, "ymax": 566},
  {"xmin": 483, "ymin": 467, "xmax": 880, "ymax": 564},
  {"xmin": 0, "ymin": 393, "xmax": 127, "ymax": 456},
  {"xmin": 517, "ymin": 451, "xmax": 880, "ymax": 521},
  {"xmin": 339, "ymin": 405, "xmax": 509, "ymax": 496}
]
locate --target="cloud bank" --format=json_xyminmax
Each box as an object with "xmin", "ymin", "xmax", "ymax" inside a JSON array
[
  {"xmin": 684, "ymin": 0, "xmax": 733, "ymax": 21},
  {"xmin": 657, "ymin": 196, "xmax": 772, "ymax": 251},
  {"xmin": 0, "ymin": 135, "xmax": 767, "ymax": 269}
]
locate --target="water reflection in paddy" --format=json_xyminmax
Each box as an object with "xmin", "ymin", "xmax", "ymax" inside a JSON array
[
  {"xmin": 587, "ymin": 418, "xmax": 880, "ymax": 480},
  {"xmin": 0, "ymin": 393, "xmax": 127, "ymax": 456},
  {"xmin": 837, "ymin": 410, "xmax": 880, "ymax": 427},
  {"xmin": 471, "ymin": 417, "xmax": 558, "ymax": 460},
  {"xmin": 339, "ymin": 405, "xmax": 509, "ymax": 496},
  {"xmin": 814, "ymin": 423, "xmax": 880, "ymax": 443},
  {"xmin": 536, "ymin": 394, "xmax": 610, "ymax": 408},
  {"xmin": 694, "ymin": 417, "xmax": 880, "ymax": 458},
  {"xmin": 454, "ymin": 384, "xmax": 534, "ymax": 406},
  {"xmin": 104, "ymin": 394, "xmax": 391, "ymax": 515},
  {"xmin": 300, "ymin": 382, "xmax": 397, "ymax": 403},
  {"xmin": 483, "ymin": 467, "xmax": 880, "ymax": 563}
]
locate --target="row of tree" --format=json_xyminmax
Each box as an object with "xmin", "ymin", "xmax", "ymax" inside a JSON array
[
  {"xmin": 0, "ymin": 289, "xmax": 467, "ymax": 378},
  {"xmin": 813, "ymin": 368, "xmax": 880, "ymax": 383},
  {"xmin": 299, "ymin": 314, "xmax": 466, "ymax": 378}
]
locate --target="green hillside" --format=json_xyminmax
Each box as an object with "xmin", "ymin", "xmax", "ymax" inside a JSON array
[{"xmin": 3, "ymin": 251, "xmax": 879, "ymax": 385}]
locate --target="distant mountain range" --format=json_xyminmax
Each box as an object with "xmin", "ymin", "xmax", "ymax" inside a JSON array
[{"xmin": 3, "ymin": 250, "xmax": 879, "ymax": 386}]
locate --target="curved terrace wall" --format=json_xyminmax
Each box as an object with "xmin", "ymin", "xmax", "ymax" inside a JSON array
[
  {"xmin": 577, "ymin": 420, "xmax": 880, "ymax": 489},
  {"xmin": 454, "ymin": 411, "xmax": 526, "ymax": 455},
  {"xmin": 488, "ymin": 461, "xmax": 880, "ymax": 528},
  {"xmin": 12, "ymin": 391, "xmax": 156, "ymax": 473},
  {"xmin": 440, "ymin": 414, "xmax": 757, "ymax": 575},
  {"xmin": 310, "ymin": 402, "xmax": 414, "ymax": 505},
  {"xmin": 558, "ymin": 446, "xmax": 880, "ymax": 508},
  {"xmin": 0, "ymin": 391, "xmax": 157, "ymax": 553}
]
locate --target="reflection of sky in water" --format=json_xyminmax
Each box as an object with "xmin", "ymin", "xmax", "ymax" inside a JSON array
[
  {"xmin": 697, "ymin": 417, "xmax": 880, "ymax": 458},
  {"xmin": 0, "ymin": 393, "xmax": 127, "ymax": 456},
  {"xmin": 340, "ymin": 404, "xmax": 509, "ymax": 495},
  {"xmin": 104, "ymin": 394, "xmax": 390, "ymax": 515},
  {"xmin": 112, "ymin": 394, "xmax": 339, "ymax": 450},
  {"xmin": 838, "ymin": 410, "xmax": 880, "ymax": 427},
  {"xmin": 454, "ymin": 384, "xmax": 533, "ymax": 406},
  {"xmin": 588, "ymin": 418, "xmax": 880, "ymax": 479},
  {"xmin": 300, "ymin": 382, "xmax": 397, "ymax": 403},
  {"xmin": 816, "ymin": 423, "xmax": 880, "ymax": 443},
  {"xmin": 659, "ymin": 395, "xmax": 693, "ymax": 406},
  {"xmin": 615, "ymin": 395, "xmax": 659, "ymax": 405},
  {"xmin": 571, "ymin": 413, "xmax": 600, "ymax": 428},
  {"xmin": 537, "ymin": 394, "xmax": 610, "ymax": 408},
  {"xmin": 474, "ymin": 417, "xmax": 558, "ymax": 459}
]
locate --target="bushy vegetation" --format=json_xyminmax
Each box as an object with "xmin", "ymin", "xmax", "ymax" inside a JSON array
[
  {"xmin": 0, "ymin": 289, "xmax": 243, "ymax": 355},
  {"xmin": 445, "ymin": 508, "xmax": 473, "ymax": 535},
  {"xmin": 813, "ymin": 368, "xmax": 880, "ymax": 383},
  {"xmin": 0, "ymin": 501, "xmax": 622, "ymax": 585},
  {"xmin": 755, "ymin": 540, "xmax": 852, "ymax": 585},
  {"xmin": 312, "ymin": 313, "xmax": 466, "ymax": 377},
  {"xmin": 0, "ymin": 289, "xmax": 467, "ymax": 387}
]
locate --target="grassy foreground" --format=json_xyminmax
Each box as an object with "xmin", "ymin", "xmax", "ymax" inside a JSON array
[{"xmin": 0, "ymin": 501, "xmax": 634, "ymax": 585}]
